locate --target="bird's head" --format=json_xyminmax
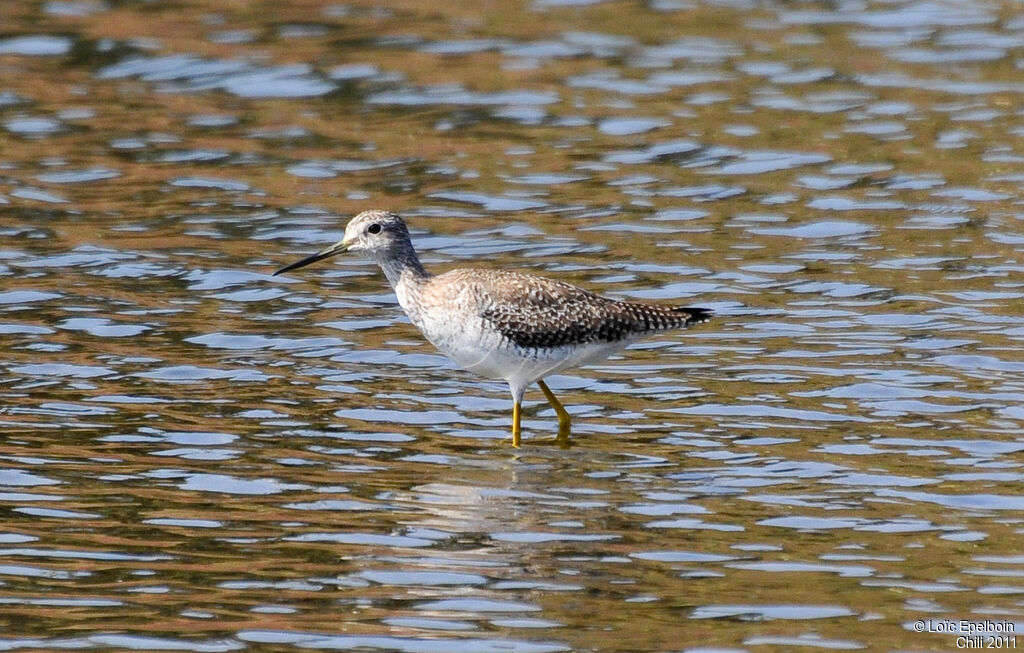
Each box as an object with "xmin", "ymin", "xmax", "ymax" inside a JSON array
[{"xmin": 274, "ymin": 210, "xmax": 410, "ymax": 275}]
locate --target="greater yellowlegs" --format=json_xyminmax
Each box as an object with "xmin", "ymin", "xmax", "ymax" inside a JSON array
[{"xmin": 275, "ymin": 210, "xmax": 711, "ymax": 446}]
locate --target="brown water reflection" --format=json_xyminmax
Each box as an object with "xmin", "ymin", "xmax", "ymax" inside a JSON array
[{"xmin": 2, "ymin": 0, "xmax": 1024, "ymax": 651}]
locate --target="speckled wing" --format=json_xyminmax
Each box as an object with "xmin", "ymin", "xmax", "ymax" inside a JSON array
[{"xmin": 470, "ymin": 270, "xmax": 711, "ymax": 349}]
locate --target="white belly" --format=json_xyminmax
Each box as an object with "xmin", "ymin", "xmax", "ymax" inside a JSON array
[
  {"xmin": 394, "ymin": 280, "xmax": 632, "ymax": 396},
  {"xmin": 417, "ymin": 310, "xmax": 630, "ymax": 388}
]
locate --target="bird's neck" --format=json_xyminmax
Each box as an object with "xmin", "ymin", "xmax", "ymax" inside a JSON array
[{"xmin": 378, "ymin": 250, "xmax": 430, "ymax": 323}]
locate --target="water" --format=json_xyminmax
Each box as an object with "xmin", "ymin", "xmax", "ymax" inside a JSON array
[{"xmin": 2, "ymin": 0, "xmax": 1023, "ymax": 650}]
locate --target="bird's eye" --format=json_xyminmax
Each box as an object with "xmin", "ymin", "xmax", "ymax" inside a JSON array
[{"xmin": 367, "ymin": 223, "xmax": 382, "ymax": 235}]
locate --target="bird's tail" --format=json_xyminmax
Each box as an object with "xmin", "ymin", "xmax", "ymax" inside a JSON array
[
  {"xmin": 673, "ymin": 306, "xmax": 713, "ymax": 326},
  {"xmin": 620, "ymin": 303, "xmax": 713, "ymax": 332}
]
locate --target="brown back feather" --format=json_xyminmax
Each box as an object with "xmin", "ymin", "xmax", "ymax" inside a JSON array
[{"xmin": 451, "ymin": 269, "xmax": 710, "ymax": 349}]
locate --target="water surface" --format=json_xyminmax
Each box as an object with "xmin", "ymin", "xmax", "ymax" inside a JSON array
[{"xmin": 1, "ymin": 0, "xmax": 1023, "ymax": 651}]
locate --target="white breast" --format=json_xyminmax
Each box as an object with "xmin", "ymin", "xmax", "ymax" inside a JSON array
[{"xmin": 392, "ymin": 271, "xmax": 634, "ymax": 392}]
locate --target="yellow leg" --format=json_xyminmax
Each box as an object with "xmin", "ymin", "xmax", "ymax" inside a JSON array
[
  {"xmin": 537, "ymin": 379, "xmax": 571, "ymax": 441},
  {"xmin": 512, "ymin": 401, "xmax": 522, "ymax": 448}
]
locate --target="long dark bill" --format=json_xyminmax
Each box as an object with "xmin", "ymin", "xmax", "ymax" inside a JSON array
[{"xmin": 273, "ymin": 241, "xmax": 348, "ymax": 276}]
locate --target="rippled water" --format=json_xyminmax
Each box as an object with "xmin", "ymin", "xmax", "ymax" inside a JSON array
[{"xmin": 2, "ymin": 0, "xmax": 1023, "ymax": 650}]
